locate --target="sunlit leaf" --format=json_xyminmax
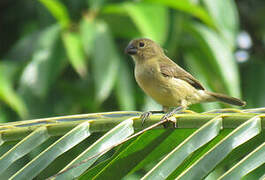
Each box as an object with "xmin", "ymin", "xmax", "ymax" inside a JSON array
[
  {"xmin": 0, "ymin": 127, "xmax": 49, "ymax": 174},
  {"xmin": 142, "ymin": 116, "xmax": 222, "ymax": 179},
  {"xmin": 242, "ymin": 163, "xmax": 265, "ymax": 180},
  {"xmin": 168, "ymin": 129, "xmax": 232, "ymax": 179},
  {"xmin": 80, "ymin": 141, "xmax": 133, "ymax": 179},
  {"xmin": 126, "ymin": 129, "xmax": 195, "ymax": 176},
  {"xmin": 219, "ymin": 142, "xmax": 265, "ymax": 180},
  {"xmin": 202, "ymin": 0, "xmax": 239, "ymax": 47},
  {"xmin": 55, "ymin": 118, "xmax": 134, "ymax": 179},
  {"xmin": 177, "ymin": 116, "xmax": 261, "ymax": 179},
  {"xmin": 92, "ymin": 129, "xmax": 170, "ymax": 179},
  {"xmin": 0, "ymin": 111, "xmax": 264, "ymax": 178},
  {"xmin": 203, "ymin": 128, "xmax": 264, "ymax": 179},
  {"xmin": 10, "ymin": 122, "xmax": 90, "ymax": 180}
]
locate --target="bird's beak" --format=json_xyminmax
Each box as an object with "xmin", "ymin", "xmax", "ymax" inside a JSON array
[{"xmin": 125, "ymin": 43, "xmax": 137, "ymax": 55}]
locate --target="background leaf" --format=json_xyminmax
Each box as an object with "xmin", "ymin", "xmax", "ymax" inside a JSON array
[
  {"xmin": 62, "ymin": 31, "xmax": 87, "ymax": 77},
  {"xmin": 202, "ymin": 0, "xmax": 239, "ymax": 47},
  {"xmin": 125, "ymin": 2, "xmax": 169, "ymax": 44},
  {"xmin": 38, "ymin": 0, "xmax": 70, "ymax": 29},
  {"xmin": 19, "ymin": 25, "xmax": 64, "ymax": 98},
  {"xmin": 186, "ymin": 22, "xmax": 240, "ymax": 97},
  {"xmin": 115, "ymin": 60, "xmax": 136, "ymax": 111},
  {"xmin": 0, "ymin": 62, "xmax": 27, "ymax": 119},
  {"xmin": 80, "ymin": 19, "xmax": 96, "ymax": 57},
  {"xmin": 144, "ymin": 0, "xmax": 215, "ymax": 28},
  {"xmin": 92, "ymin": 21, "xmax": 119, "ymax": 104}
]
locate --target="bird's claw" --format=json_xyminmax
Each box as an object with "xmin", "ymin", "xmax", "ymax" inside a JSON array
[
  {"xmin": 160, "ymin": 106, "xmax": 184, "ymax": 128},
  {"xmin": 140, "ymin": 111, "xmax": 152, "ymax": 127},
  {"xmin": 161, "ymin": 113, "xmax": 177, "ymax": 128}
]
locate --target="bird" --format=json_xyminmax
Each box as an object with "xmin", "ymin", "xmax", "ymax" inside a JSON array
[{"xmin": 124, "ymin": 38, "xmax": 246, "ymax": 126}]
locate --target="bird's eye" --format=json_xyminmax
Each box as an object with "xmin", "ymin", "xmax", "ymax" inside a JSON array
[{"xmin": 139, "ymin": 42, "xmax": 145, "ymax": 48}]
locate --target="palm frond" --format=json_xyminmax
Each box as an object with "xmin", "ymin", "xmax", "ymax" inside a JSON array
[{"xmin": 0, "ymin": 108, "xmax": 264, "ymax": 179}]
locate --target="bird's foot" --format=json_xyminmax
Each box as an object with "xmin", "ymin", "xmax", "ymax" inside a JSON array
[
  {"xmin": 140, "ymin": 110, "xmax": 164, "ymax": 127},
  {"xmin": 161, "ymin": 106, "xmax": 185, "ymax": 128}
]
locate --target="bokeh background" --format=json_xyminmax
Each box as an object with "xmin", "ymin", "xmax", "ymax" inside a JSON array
[{"xmin": 0, "ymin": 0, "xmax": 265, "ymax": 123}]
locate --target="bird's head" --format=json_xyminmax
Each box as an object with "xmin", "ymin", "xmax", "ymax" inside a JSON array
[{"xmin": 125, "ymin": 38, "xmax": 164, "ymax": 62}]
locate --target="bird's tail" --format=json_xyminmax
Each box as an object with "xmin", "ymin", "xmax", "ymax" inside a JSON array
[{"xmin": 207, "ymin": 91, "xmax": 246, "ymax": 106}]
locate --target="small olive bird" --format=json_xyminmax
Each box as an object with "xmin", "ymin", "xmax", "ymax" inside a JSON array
[{"xmin": 125, "ymin": 38, "xmax": 246, "ymax": 125}]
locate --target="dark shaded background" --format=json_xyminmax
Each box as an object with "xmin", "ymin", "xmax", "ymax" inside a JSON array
[{"xmin": 0, "ymin": 0, "xmax": 264, "ymax": 123}]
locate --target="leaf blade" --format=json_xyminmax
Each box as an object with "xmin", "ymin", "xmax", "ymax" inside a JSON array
[
  {"xmin": 62, "ymin": 31, "xmax": 87, "ymax": 77},
  {"xmin": 115, "ymin": 60, "xmax": 136, "ymax": 110},
  {"xmin": 55, "ymin": 118, "xmax": 134, "ymax": 179},
  {"xmin": 0, "ymin": 66, "xmax": 27, "ymax": 118},
  {"xmin": 144, "ymin": 0, "xmax": 215, "ymax": 28},
  {"xmin": 92, "ymin": 21, "xmax": 119, "ymax": 103},
  {"xmin": 125, "ymin": 2, "xmax": 168, "ymax": 44},
  {"xmin": 38, "ymin": 0, "xmax": 70, "ymax": 29},
  {"xmin": 177, "ymin": 116, "xmax": 262, "ymax": 179},
  {"xmin": 219, "ymin": 142, "xmax": 265, "ymax": 180},
  {"xmin": 186, "ymin": 22, "xmax": 240, "ymax": 97},
  {"xmin": 0, "ymin": 127, "xmax": 49, "ymax": 175},
  {"xmin": 93, "ymin": 129, "xmax": 171, "ymax": 179},
  {"xmin": 142, "ymin": 116, "xmax": 223, "ymax": 180},
  {"xmin": 19, "ymin": 24, "xmax": 65, "ymax": 98},
  {"xmin": 10, "ymin": 122, "xmax": 90, "ymax": 180},
  {"xmin": 202, "ymin": 0, "xmax": 239, "ymax": 47}
]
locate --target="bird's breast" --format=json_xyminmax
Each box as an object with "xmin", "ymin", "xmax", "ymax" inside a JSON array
[
  {"xmin": 134, "ymin": 63, "xmax": 178, "ymax": 106},
  {"xmin": 134, "ymin": 63, "xmax": 206, "ymax": 107}
]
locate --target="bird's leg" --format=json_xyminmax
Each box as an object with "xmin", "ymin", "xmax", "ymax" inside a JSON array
[
  {"xmin": 161, "ymin": 106, "xmax": 185, "ymax": 128},
  {"xmin": 141, "ymin": 110, "xmax": 164, "ymax": 127}
]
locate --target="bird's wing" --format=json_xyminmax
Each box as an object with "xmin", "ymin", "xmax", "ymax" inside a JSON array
[{"xmin": 159, "ymin": 59, "xmax": 205, "ymax": 90}]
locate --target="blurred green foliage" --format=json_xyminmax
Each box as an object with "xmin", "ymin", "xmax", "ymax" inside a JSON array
[{"xmin": 0, "ymin": 0, "xmax": 264, "ymax": 122}]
